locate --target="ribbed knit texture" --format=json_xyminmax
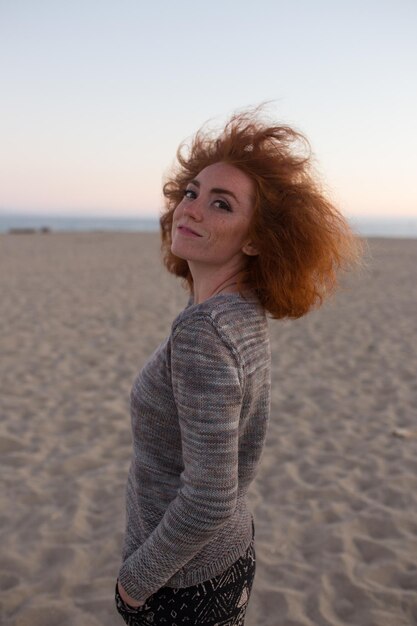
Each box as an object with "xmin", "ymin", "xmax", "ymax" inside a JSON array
[{"xmin": 118, "ymin": 291, "xmax": 271, "ymax": 602}]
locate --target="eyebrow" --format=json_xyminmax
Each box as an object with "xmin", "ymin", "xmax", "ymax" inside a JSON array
[{"xmin": 189, "ymin": 179, "xmax": 239, "ymax": 203}]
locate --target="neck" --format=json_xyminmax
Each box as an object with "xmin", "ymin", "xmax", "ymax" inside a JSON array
[{"xmin": 189, "ymin": 266, "xmax": 245, "ymax": 305}]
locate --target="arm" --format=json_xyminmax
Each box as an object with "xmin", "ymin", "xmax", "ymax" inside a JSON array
[{"xmin": 118, "ymin": 316, "xmax": 243, "ymax": 602}]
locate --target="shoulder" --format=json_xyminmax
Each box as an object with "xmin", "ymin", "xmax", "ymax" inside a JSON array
[
  {"xmin": 175, "ymin": 290, "xmax": 264, "ymax": 328},
  {"xmin": 171, "ymin": 293, "xmax": 268, "ymax": 361}
]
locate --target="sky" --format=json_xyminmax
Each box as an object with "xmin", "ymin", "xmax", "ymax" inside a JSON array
[{"xmin": 0, "ymin": 0, "xmax": 416, "ymax": 219}]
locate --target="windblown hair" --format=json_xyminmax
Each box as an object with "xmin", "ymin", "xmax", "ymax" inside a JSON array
[{"xmin": 160, "ymin": 108, "xmax": 362, "ymax": 319}]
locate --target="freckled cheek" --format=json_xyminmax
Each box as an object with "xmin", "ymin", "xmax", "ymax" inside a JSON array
[
  {"xmin": 227, "ymin": 229, "xmax": 247, "ymax": 251},
  {"xmin": 215, "ymin": 218, "xmax": 230, "ymax": 238}
]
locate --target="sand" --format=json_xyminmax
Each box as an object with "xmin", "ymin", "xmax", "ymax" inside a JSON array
[{"xmin": 0, "ymin": 232, "xmax": 416, "ymax": 626}]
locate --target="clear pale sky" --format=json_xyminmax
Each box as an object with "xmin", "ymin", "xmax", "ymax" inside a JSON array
[{"xmin": 1, "ymin": 0, "xmax": 416, "ymax": 219}]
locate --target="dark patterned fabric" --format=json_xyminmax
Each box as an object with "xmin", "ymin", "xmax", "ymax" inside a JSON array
[{"xmin": 115, "ymin": 526, "xmax": 256, "ymax": 626}]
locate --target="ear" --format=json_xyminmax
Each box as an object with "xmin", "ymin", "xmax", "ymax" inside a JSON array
[{"xmin": 242, "ymin": 241, "xmax": 259, "ymax": 256}]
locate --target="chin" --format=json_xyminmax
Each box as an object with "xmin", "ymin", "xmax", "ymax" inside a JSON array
[{"xmin": 170, "ymin": 243, "xmax": 188, "ymax": 261}]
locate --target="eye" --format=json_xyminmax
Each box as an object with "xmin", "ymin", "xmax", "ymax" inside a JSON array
[
  {"xmin": 183, "ymin": 188, "xmax": 197, "ymax": 199},
  {"xmin": 213, "ymin": 199, "xmax": 232, "ymax": 212}
]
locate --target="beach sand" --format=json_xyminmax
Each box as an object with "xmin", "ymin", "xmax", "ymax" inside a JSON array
[{"xmin": 0, "ymin": 232, "xmax": 416, "ymax": 626}]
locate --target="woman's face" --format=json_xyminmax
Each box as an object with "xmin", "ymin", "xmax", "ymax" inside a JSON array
[{"xmin": 171, "ymin": 162, "xmax": 257, "ymax": 272}]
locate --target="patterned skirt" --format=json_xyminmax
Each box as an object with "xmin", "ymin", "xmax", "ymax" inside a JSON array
[{"xmin": 115, "ymin": 524, "xmax": 256, "ymax": 626}]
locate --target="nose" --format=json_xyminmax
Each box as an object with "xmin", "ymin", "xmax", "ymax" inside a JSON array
[{"xmin": 182, "ymin": 196, "xmax": 203, "ymax": 221}]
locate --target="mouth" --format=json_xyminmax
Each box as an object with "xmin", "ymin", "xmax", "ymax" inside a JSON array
[{"xmin": 177, "ymin": 224, "xmax": 202, "ymax": 237}]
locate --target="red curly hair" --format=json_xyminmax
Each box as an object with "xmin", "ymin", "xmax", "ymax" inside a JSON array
[{"xmin": 160, "ymin": 109, "xmax": 362, "ymax": 319}]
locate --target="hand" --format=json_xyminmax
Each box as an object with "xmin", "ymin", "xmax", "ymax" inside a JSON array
[{"xmin": 117, "ymin": 580, "xmax": 146, "ymax": 608}]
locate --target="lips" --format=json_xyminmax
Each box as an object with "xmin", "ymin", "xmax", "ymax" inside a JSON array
[{"xmin": 178, "ymin": 224, "xmax": 202, "ymax": 237}]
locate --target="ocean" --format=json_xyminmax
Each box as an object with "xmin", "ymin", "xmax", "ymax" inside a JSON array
[
  {"xmin": 1, "ymin": 213, "xmax": 417, "ymax": 238},
  {"xmin": 0, "ymin": 214, "xmax": 158, "ymax": 233}
]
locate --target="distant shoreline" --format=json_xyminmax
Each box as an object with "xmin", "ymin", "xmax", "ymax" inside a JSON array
[{"xmin": 1, "ymin": 214, "xmax": 417, "ymax": 238}]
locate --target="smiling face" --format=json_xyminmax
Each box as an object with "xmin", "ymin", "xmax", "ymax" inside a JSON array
[{"xmin": 171, "ymin": 162, "xmax": 258, "ymax": 275}]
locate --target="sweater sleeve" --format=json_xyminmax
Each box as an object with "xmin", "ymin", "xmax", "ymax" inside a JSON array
[{"xmin": 118, "ymin": 315, "xmax": 243, "ymax": 601}]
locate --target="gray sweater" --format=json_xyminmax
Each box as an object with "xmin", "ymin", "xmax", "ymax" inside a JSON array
[{"xmin": 118, "ymin": 291, "xmax": 271, "ymax": 602}]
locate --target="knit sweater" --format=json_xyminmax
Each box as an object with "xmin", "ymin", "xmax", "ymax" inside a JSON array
[{"xmin": 118, "ymin": 291, "xmax": 271, "ymax": 602}]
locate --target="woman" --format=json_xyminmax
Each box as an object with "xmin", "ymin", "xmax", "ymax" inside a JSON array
[{"xmin": 115, "ymin": 109, "xmax": 361, "ymax": 625}]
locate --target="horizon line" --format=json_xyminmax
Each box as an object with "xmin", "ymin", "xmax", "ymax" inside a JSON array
[{"xmin": 1, "ymin": 210, "xmax": 417, "ymax": 222}]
